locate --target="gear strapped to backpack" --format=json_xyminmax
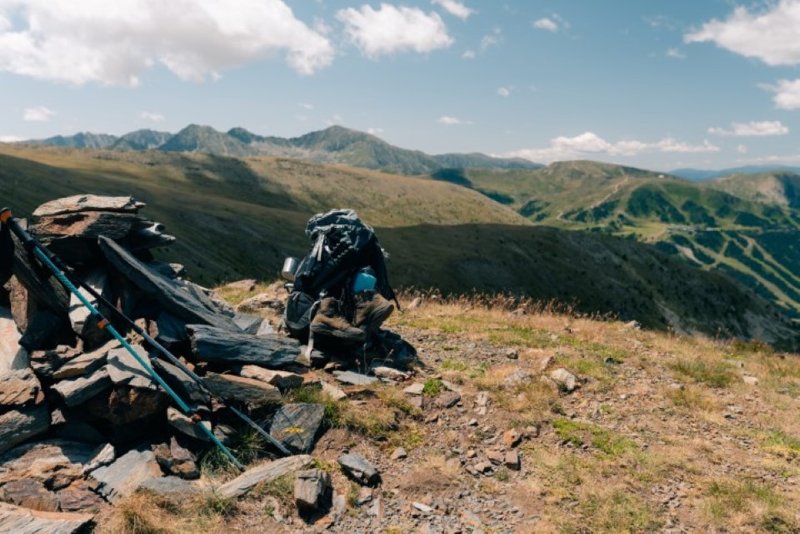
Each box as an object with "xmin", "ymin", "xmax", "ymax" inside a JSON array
[{"xmin": 283, "ymin": 209, "xmax": 398, "ymax": 340}]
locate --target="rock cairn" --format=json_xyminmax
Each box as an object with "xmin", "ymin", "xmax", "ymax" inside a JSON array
[{"xmin": 0, "ymin": 194, "xmax": 403, "ymax": 531}]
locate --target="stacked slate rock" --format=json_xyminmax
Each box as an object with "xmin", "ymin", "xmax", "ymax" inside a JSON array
[{"xmin": 0, "ymin": 195, "xmax": 334, "ymax": 530}]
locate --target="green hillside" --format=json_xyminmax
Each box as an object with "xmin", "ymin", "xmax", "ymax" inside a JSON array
[
  {"xmin": 1, "ymin": 144, "xmax": 794, "ymax": 348},
  {"xmin": 462, "ymin": 162, "xmax": 800, "ymax": 320}
]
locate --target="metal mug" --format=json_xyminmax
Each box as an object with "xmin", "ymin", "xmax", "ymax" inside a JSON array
[{"xmin": 281, "ymin": 256, "xmax": 300, "ymax": 282}]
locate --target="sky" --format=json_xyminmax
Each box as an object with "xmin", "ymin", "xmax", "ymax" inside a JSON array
[{"xmin": 1, "ymin": 0, "xmax": 800, "ymax": 171}]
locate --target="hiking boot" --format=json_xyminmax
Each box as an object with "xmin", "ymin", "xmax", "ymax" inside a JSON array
[
  {"xmin": 310, "ymin": 297, "xmax": 365, "ymax": 343},
  {"xmin": 354, "ymin": 291, "xmax": 394, "ymax": 330}
]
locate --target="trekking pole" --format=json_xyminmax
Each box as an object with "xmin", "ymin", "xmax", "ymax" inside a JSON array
[
  {"xmin": 0, "ymin": 208, "xmax": 245, "ymax": 470},
  {"xmin": 1, "ymin": 207, "xmax": 291, "ymax": 456}
]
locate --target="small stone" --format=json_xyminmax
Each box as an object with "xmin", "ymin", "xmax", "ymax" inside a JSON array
[
  {"xmin": 237, "ymin": 366, "xmax": 304, "ymax": 390},
  {"xmin": 465, "ymin": 449, "xmax": 477, "ymax": 459},
  {"xmin": 668, "ymin": 383, "xmax": 684, "ymax": 391},
  {"xmin": 502, "ymin": 429, "xmax": 522, "ymax": 448},
  {"xmin": 56, "ymin": 482, "xmax": 106, "ymax": 513},
  {"xmin": 742, "ymin": 375, "xmax": 759, "ymax": 386},
  {"xmin": 356, "ymin": 487, "xmax": 373, "ymax": 506},
  {"xmin": 407, "ymin": 297, "xmax": 422, "ymax": 310},
  {"xmin": 504, "ymin": 450, "xmax": 521, "ymax": 471},
  {"xmin": 504, "ymin": 348, "xmax": 518, "ymax": 360},
  {"xmin": 503, "ymin": 370, "xmax": 533, "ymax": 388},
  {"xmin": 294, "ymin": 469, "xmax": 331, "ymax": 513},
  {"xmin": 372, "ymin": 366, "xmax": 410, "ymax": 381},
  {"xmin": 550, "ymin": 368, "xmax": 578, "ymax": 392},
  {"xmin": 434, "ymin": 390, "xmax": 461, "ymax": 409},
  {"xmin": 467, "ymin": 418, "xmax": 478, "ymax": 426},
  {"xmin": 390, "ymin": 447, "xmax": 408, "ymax": 460},
  {"xmin": 338, "ymin": 452, "xmax": 380, "ymax": 486},
  {"xmin": 534, "ymin": 354, "xmax": 555, "ymax": 373},
  {"xmin": 412, "ymin": 502, "xmax": 434, "ymax": 514},
  {"xmin": 138, "ymin": 476, "xmax": 200, "ymax": 498},
  {"xmin": 473, "ymin": 461, "xmax": 492, "ymax": 474},
  {"xmin": 486, "ymin": 450, "xmax": 504, "ymax": 465},
  {"xmin": 269, "ymin": 403, "xmax": 325, "ymax": 454},
  {"xmin": 333, "ymin": 371, "xmax": 378, "ymax": 386},
  {"xmin": 403, "ymin": 383, "xmax": 425, "ymax": 396},
  {"xmin": 320, "ymin": 381, "xmax": 347, "ymax": 401}
]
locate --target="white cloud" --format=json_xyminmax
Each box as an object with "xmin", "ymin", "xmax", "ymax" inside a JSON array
[
  {"xmin": 737, "ymin": 144, "xmax": 748, "ymax": 154},
  {"xmin": 708, "ymin": 120, "xmax": 789, "ymax": 136},
  {"xmin": 685, "ymin": 1, "xmax": 800, "ymax": 67},
  {"xmin": 299, "ymin": 102, "xmax": 314, "ymax": 110},
  {"xmin": 533, "ymin": 18, "xmax": 558, "ymax": 32},
  {"xmin": 431, "ymin": 0, "xmax": 474, "ymax": 20},
  {"xmin": 763, "ymin": 78, "xmax": 800, "ymax": 110},
  {"xmin": 438, "ymin": 115, "xmax": 471, "ymax": 125},
  {"xmin": 506, "ymin": 131, "xmax": 719, "ymax": 163},
  {"xmin": 666, "ymin": 48, "xmax": 686, "ymax": 59},
  {"xmin": 497, "ymin": 86, "xmax": 510, "ymax": 97},
  {"xmin": 337, "ymin": 4, "xmax": 452, "ymax": 58},
  {"xmin": 367, "ymin": 127, "xmax": 384, "ymax": 135},
  {"xmin": 23, "ymin": 106, "xmax": 55, "ymax": 122},
  {"xmin": 139, "ymin": 111, "xmax": 165, "ymax": 122},
  {"xmin": 461, "ymin": 49, "xmax": 475, "ymax": 59},
  {"xmin": 0, "ymin": 0, "xmax": 334, "ymax": 86},
  {"xmin": 0, "ymin": 135, "xmax": 23, "ymax": 143},
  {"xmin": 533, "ymin": 14, "xmax": 568, "ymax": 33},
  {"xmin": 480, "ymin": 28, "xmax": 502, "ymax": 51}
]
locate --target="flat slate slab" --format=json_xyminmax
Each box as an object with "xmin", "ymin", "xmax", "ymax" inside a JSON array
[
  {"xmin": 237, "ymin": 366, "xmax": 304, "ymax": 390},
  {"xmin": 217, "ymin": 455, "xmax": 312, "ymax": 499},
  {"xmin": 0, "ymin": 405, "xmax": 50, "ymax": 455},
  {"xmin": 0, "ymin": 440, "xmax": 97, "ymax": 489},
  {"xmin": 99, "ymin": 236, "xmax": 237, "ymax": 331},
  {"xmin": 0, "ymin": 368, "xmax": 41, "ymax": 406},
  {"xmin": 107, "ymin": 346, "xmax": 156, "ymax": 389},
  {"xmin": 204, "ymin": 373, "xmax": 281, "ymax": 409},
  {"xmin": 333, "ymin": 371, "xmax": 378, "ymax": 387},
  {"xmin": 51, "ymin": 340, "xmax": 117, "ymax": 381},
  {"xmin": 338, "ymin": 452, "xmax": 380, "ymax": 486},
  {"xmin": 51, "ymin": 367, "xmax": 112, "ymax": 407},
  {"xmin": 0, "ymin": 502, "xmax": 94, "ymax": 534},
  {"xmin": 33, "ymin": 194, "xmax": 144, "ymax": 217},
  {"xmin": 90, "ymin": 449, "xmax": 163, "ymax": 503},
  {"xmin": 189, "ymin": 325, "xmax": 301, "ymax": 368},
  {"xmin": 269, "ymin": 403, "xmax": 326, "ymax": 454}
]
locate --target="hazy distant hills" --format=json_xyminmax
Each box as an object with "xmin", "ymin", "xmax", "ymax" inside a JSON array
[
  {"xmin": 24, "ymin": 124, "xmax": 542, "ymax": 174},
  {"xmin": 670, "ymin": 165, "xmax": 800, "ymax": 181}
]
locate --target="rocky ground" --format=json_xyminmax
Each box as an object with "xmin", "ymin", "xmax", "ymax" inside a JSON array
[{"xmin": 91, "ymin": 285, "xmax": 800, "ymax": 534}]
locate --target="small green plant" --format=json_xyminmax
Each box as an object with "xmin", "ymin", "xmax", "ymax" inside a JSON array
[
  {"xmin": 422, "ymin": 378, "xmax": 444, "ymax": 397},
  {"xmin": 706, "ymin": 480, "xmax": 781, "ymax": 521},
  {"xmin": 765, "ymin": 430, "xmax": 800, "ymax": 453},
  {"xmin": 670, "ymin": 360, "xmax": 735, "ymax": 388},
  {"xmin": 197, "ymin": 492, "xmax": 237, "ymax": 518},
  {"xmin": 440, "ymin": 359, "xmax": 468, "ymax": 372}
]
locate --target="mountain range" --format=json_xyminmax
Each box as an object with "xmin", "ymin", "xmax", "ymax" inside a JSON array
[{"xmin": 24, "ymin": 124, "xmax": 542, "ymax": 175}]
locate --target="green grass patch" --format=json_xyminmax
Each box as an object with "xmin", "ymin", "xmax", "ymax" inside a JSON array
[
  {"xmin": 670, "ymin": 360, "xmax": 736, "ymax": 388},
  {"xmin": 764, "ymin": 430, "xmax": 800, "ymax": 453},
  {"xmin": 706, "ymin": 479, "xmax": 781, "ymax": 521},
  {"xmin": 422, "ymin": 378, "xmax": 444, "ymax": 397},
  {"xmin": 440, "ymin": 359, "xmax": 468, "ymax": 372},
  {"xmin": 553, "ymin": 418, "xmax": 636, "ymax": 456}
]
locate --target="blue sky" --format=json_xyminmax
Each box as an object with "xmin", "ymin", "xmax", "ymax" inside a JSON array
[{"xmin": 1, "ymin": 0, "xmax": 799, "ymax": 171}]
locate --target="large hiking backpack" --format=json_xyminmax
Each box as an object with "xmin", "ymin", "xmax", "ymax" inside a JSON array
[{"xmin": 284, "ymin": 209, "xmax": 397, "ymax": 340}]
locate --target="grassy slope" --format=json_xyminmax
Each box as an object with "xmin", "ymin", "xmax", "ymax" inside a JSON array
[
  {"xmin": 1, "ymin": 144, "xmax": 796, "ymax": 347},
  {"xmin": 96, "ymin": 296, "xmax": 800, "ymax": 533}
]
